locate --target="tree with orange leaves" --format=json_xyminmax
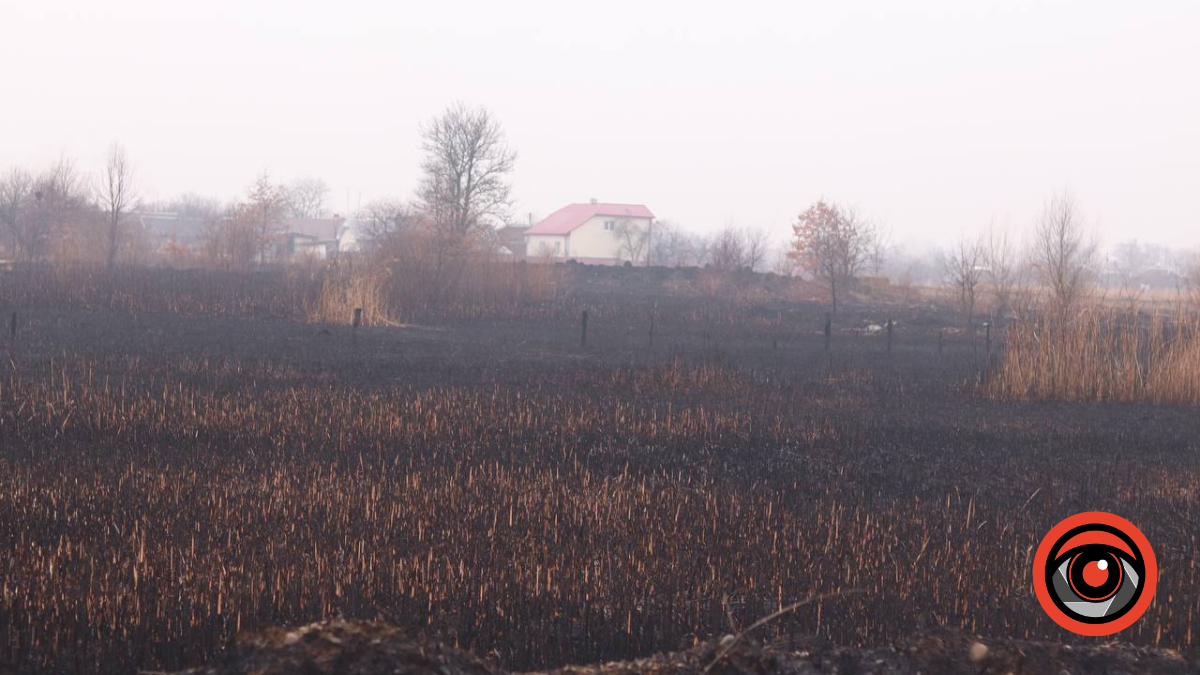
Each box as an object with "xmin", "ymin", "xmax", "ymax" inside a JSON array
[{"xmin": 789, "ymin": 200, "xmax": 873, "ymax": 315}]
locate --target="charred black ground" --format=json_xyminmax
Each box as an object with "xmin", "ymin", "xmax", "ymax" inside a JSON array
[{"xmin": 1, "ymin": 266, "xmax": 1198, "ymax": 674}]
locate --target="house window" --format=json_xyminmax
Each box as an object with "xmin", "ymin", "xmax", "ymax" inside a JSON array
[{"xmin": 604, "ymin": 220, "xmax": 615, "ymax": 231}]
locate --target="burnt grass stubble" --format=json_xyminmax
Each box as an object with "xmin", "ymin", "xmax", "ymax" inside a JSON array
[{"xmin": 0, "ymin": 276, "xmax": 1198, "ymax": 674}]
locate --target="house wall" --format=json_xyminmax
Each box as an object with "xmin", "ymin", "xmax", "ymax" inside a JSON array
[
  {"xmin": 525, "ymin": 234, "xmax": 568, "ymax": 258},
  {"xmin": 568, "ymin": 216, "xmax": 652, "ymax": 262}
]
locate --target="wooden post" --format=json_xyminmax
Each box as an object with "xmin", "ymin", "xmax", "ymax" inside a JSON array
[
  {"xmin": 352, "ymin": 308, "xmax": 363, "ymax": 329},
  {"xmin": 580, "ymin": 310, "xmax": 589, "ymax": 349},
  {"xmin": 823, "ymin": 313, "xmax": 831, "ymax": 352},
  {"xmin": 937, "ymin": 328, "xmax": 944, "ymax": 355},
  {"xmin": 886, "ymin": 319, "xmax": 893, "ymax": 356}
]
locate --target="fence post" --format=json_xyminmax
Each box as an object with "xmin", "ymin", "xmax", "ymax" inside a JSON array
[
  {"xmin": 352, "ymin": 307, "xmax": 363, "ymax": 329},
  {"xmin": 823, "ymin": 312, "xmax": 831, "ymax": 352},
  {"xmin": 886, "ymin": 319, "xmax": 893, "ymax": 356},
  {"xmin": 581, "ymin": 310, "xmax": 589, "ymax": 349}
]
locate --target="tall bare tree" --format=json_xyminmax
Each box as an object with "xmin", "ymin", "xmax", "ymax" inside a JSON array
[
  {"xmin": 789, "ymin": 200, "xmax": 872, "ymax": 315},
  {"xmin": 286, "ymin": 177, "xmax": 331, "ymax": 219},
  {"xmin": 0, "ymin": 167, "xmax": 33, "ymax": 257},
  {"xmin": 418, "ymin": 103, "xmax": 516, "ymax": 287},
  {"xmin": 743, "ymin": 227, "xmax": 772, "ymax": 272},
  {"xmin": 867, "ymin": 224, "xmax": 890, "ymax": 277},
  {"xmin": 244, "ymin": 172, "xmax": 288, "ymax": 263},
  {"xmin": 613, "ymin": 218, "xmax": 649, "ymax": 264},
  {"xmin": 1031, "ymin": 190, "xmax": 1097, "ymax": 317},
  {"xmin": 359, "ymin": 199, "xmax": 425, "ymax": 260},
  {"xmin": 360, "ymin": 199, "xmax": 416, "ymax": 241},
  {"xmin": 204, "ymin": 207, "xmax": 259, "ymax": 272},
  {"xmin": 25, "ymin": 156, "xmax": 89, "ymax": 261},
  {"xmin": 96, "ymin": 144, "xmax": 138, "ymax": 269},
  {"xmin": 709, "ymin": 224, "xmax": 747, "ymax": 271},
  {"xmin": 163, "ymin": 193, "xmax": 226, "ymax": 221},
  {"xmin": 649, "ymin": 220, "xmax": 701, "ymax": 268},
  {"xmin": 943, "ymin": 235, "xmax": 985, "ymax": 325},
  {"xmin": 983, "ymin": 224, "xmax": 1021, "ymax": 320},
  {"xmin": 1110, "ymin": 239, "xmax": 1151, "ymax": 304}
]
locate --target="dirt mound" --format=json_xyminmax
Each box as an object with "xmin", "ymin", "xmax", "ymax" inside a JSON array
[{"xmin": 169, "ymin": 621, "xmax": 1194, "ymax": 675}]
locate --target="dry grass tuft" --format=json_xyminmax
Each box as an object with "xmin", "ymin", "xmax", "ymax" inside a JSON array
[
  {"xmin": 306, "ymin": 265, "xmax": 392, "ymax": 326},
  {"xmin": 991, "ymin": 309, "xmax": 1200, "ymax": 404}
]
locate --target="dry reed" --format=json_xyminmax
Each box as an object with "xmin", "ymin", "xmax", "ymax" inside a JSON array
[{"xmin": 991, "ymin": 309, "xmax": 1200, "ymax": 404}]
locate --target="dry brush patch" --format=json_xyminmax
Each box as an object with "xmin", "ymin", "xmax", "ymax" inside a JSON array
[{"xmin": 991, "ymin": 310, "xmax": 1200, "ymax": 405}]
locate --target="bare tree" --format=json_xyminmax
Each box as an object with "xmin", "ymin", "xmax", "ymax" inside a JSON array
[
  {"xmin": 867, "ymin": 224, "xmax": 890, "ymax": 277},
  {"xmin": 358, "ymin": 198, "xmax": 427, "ymax": 261},
  {"xmin": 648, "ymin": 220, "xmax": 682, "ymax": 267},
  {"xmin": 286, "ymin": 177, "xmax": 330, "ymax": 218},
  {"xmin": 789, "ymin": 200, "xmax": 872, "ymax": 315},
  {"xmin": 164, "ymin": 193, "xmax": 226, "ymax": 220},
  {"xmin": 0, "ymin": 167, "xmax": 33, "ymax": 258},
  {"xmin": 204, "ymin": 207, "xmax": 259, "ymax": 271},
  {"xmin": 95, "ymin": 144, "xmax": 138, "ymax": 269},
  {"xmin": 26, "ymin": 156, "xmax": 89, "ymax": 261},
  {"xmin": 1110, "ymin": 239, "xmax": 1150, "ymax": 304},
  {"xmin": 770, "ymin": 246, "xmax": 802, "ymax": 276},
  {"xmin": 743, "ymin": 227, "xmax": 771, "ymax": 272},
  {"xmin": 649, "ymin": 220, "xmax": 706, "ymax": 268},
  {"xmin": 983, "ymin": 224, "xmax": 1021, "ymax": 320},
  {"xmin": 613, "ymin": 218, "xmax": 649, "ymax": 264},
  {"xmin": 1031, "ymin": 190, "xmax": 1097, "ymax": 316},
  {"xmin": 418, "ymin": 103, "xmax": 516, "ymax": 286},
  {"xmin": 360, "ymin": 199, "xmax": 417, "ymax": 243},
  {"xmin": 708, "ymin": 224, "xmax": 747, "ymax": 271},
  {"xmin": 943, "ymin": 235, "xmax": 985, "ymax": 325},
  {"xmin": 244, "ymin": 172, "xmax": 288, "ymax": 263}
]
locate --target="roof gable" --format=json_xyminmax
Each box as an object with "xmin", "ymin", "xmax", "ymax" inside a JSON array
[{"xmin": 525, "ymin": 203, "xmax": 653, "ymax": 236}]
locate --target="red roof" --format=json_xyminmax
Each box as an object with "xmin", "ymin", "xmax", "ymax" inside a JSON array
[{"xmin": 525, "ymin": 203, "xmax": 654, "ymax": 236}]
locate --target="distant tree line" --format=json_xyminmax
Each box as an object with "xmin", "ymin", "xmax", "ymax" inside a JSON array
[{"xmin": 5, "ymin": 113, "xmax": 1199, "ymax": 320}]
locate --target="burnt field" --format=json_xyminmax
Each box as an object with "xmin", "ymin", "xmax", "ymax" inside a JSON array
[{"xmin": 1, "ymin": 267, "xmax": 1198, "ymax": 674}]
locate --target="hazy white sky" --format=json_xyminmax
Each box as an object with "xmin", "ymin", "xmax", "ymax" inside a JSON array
[{"xmin": 1, "ymin": 0, "xmax": 1197, "ymax": 249}]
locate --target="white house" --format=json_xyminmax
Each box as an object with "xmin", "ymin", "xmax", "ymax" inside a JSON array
[{"xmin": 524, "ymin": 201, "xmax": 654, "ymax": 265}]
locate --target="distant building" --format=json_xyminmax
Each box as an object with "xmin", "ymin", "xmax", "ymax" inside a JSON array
[
  {"xmin": 272, "ymin": 217, "xmax": 345, "ymax": 260},
  {"xmin": 336, "ymin": 218, "xmax": 372, "ymax": 254},
  {"xmin": 496, "ymin": 224, "xmax": 529, "ymax": 257},
  {"xmin": 524, "ymin": 201, "xmax": 654, "ymax": 265},
  {"xmin": 134, "ymin": 212, "xmax": 210, "ymax": 253}
]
